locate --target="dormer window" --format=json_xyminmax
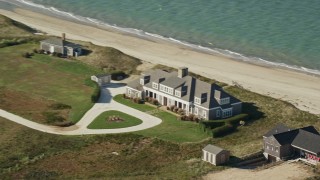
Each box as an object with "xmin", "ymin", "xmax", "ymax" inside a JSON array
[
  {"xmin": 175, "ymin": 90, "xmax": 181, "ymax": 97},
  {"xmin": 194, "ymin": 97, "xmax": 201, "ymax": 105},
  {"xmin": 140, "ymin": 78, "xmax": 144, "ymax": 85},
  {"xmin": 152, "ymin": 82, "xmax": 158, "ymax": 89},
  {"xmin": 219, "ymin": 97, "xmax": 230, "ymax": 105}
]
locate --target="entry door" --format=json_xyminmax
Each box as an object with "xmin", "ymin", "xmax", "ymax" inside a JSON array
[{"xmin": 164, "ymin": 97, "xmax": 167, "ymax": 106}]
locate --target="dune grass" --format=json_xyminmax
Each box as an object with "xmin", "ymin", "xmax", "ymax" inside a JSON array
[{"xmin": 87, "ymin": 111, "xmax": 143, "ymax": 129}]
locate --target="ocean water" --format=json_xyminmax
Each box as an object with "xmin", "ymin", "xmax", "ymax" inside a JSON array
[{"xmin": 2, "ymin": 0, "xmax": 320, "ymax": 74}]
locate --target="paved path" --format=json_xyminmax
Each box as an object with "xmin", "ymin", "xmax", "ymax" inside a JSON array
[{"xmin": 0, "ymin": 82, "xmax": 162, "ymax": 135}]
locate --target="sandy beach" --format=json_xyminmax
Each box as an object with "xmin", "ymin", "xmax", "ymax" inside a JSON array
[{"xmin": 0, "ymin": 8, "xmax": 319, "ymax": 115}]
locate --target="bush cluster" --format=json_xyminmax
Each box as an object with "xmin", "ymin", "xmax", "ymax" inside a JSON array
[
  {"xmin": 108, "ymin": 115, "xmax": 124, "ymax": 122},
  {"xmin": 49, "ymin": 103, "xmax": 72, "ymax": 110},
  {"xmin": 178, "ymin": 114, "xmax": 200, "ymax": 122},
  {"xmin": 91, "ymin": 82, "xmax": 101, "ymax": 103},
  {"xmin": 123, "ymin": 94, "xmax": 144, "ymax": 104},
  {"xmin": 144, "ymin": 96, "xmax": 159, "ymax": 105},
  {"xmin": 199, "ymin": 114, "xmax": 248, "ymax": 137}
]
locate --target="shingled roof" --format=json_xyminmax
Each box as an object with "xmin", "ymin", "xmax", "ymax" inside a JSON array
[
  {"xmin": 203, "ymin": 144, "xmax": 227, "ymax": 155},
  {"xmin": 265, "ymin": 125, "xmax": 320, "ymax": 154},
  {"xmin": 41, "ymin": 38, "xmax": 81, "ymax": 48},
  {"xmin": 128, "ymin": 68, "xmax": 241, "ymax": 109}
]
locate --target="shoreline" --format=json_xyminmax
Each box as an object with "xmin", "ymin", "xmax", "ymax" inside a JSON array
[{"xmin": 0, "ymin": 8, "xmax": 320, "ymax": 115}]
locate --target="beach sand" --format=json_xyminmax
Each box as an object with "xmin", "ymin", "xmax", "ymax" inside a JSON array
[{"xmin": 0, "ymin": 8, "xmax": 319, "ymax": 115}]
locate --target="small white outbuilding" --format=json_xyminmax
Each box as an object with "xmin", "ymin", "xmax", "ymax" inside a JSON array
[
  {"xmin": 91, "ymin": 74, "xmax": 111, "ymax": 86},
  {"xmin": 202, "ymin": 144, "xmax": 230, "ymax": 166}
]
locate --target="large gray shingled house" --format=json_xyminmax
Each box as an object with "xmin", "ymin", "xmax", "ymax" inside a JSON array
[
  {"xmin": 263, "ymin": 124, "xmax": 320, "ymax": 165},
  {"xmin": 126, "ymin": 67, "xmax": 242, "ymax": 120},
  {"xmin": 40, "ymin": 33, "xmax": 82, "ymax": 57}
]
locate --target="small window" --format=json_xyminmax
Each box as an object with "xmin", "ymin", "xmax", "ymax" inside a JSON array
[
  {"xmin": 194, "ymin": 97, "xmax": 201, "ymax": 105},
  {"xmin": 202, "ymin": 110, "xmax": 206, "ymax": 118},
  {"xmin": 152, "ymin": 82, "xmax": 158, "ymax": 89},
  {"xmin": 140, "ymin": 79, "xmax": 144, "ymax": 85},
  {"xmin": 194, "ymin": 107, "xmax": 198, "ymax": 115},
  {"xmin": 216, "ymin": 110, "xmax": 220, "ymax": 117},
  {"xmin": 175, "ymin": 90, "xmax": 181, "ymax": 97}
]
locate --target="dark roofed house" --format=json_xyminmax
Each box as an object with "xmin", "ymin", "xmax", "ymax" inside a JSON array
[
  {"xmin": 202, "ymin": 144, "xmax": 230, "ymax": 165},
  {"xmin": 40, "ymin": 33, "xmax": 82, "ymax": 57},
  {"xmin": 263, "ymin": 124, "xmax": 320, "ymax": 165},
  {"xmin": 126, "ymin": 67, "xmax": 242, "ymax": 120}
]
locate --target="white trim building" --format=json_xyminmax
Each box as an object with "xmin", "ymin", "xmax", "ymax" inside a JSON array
[{"xmin": 126, "ymin": 67, "xmax": 242, "ymax": 120}]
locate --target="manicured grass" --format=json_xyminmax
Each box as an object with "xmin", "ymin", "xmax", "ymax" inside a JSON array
[
  {"xmin": 87, "ymin": 111, "xmax": 143, "ymax": 129},
  {"xmin": 113, "ymin": 95, "xmax": 155, "ymax": 112},
  {"xmin": 0, "ymin": 43, "xmax": 102, "ymax": 123},
  {"xmin": 113, "ymin": 95, "xmax": 210, "ymax": 143}
]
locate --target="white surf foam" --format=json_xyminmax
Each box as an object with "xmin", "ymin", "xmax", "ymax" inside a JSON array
[{"xmin": 10, "ymin": 0, "xmax": 320, "ymax": 76}]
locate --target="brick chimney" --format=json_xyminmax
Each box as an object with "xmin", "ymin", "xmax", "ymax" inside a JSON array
[
  {"xmin": 62, "ymin": 33, "xmax": 66, "ymax": 41},
  {"xmin": 178, "ymin": 67, "xmax": 188, "ymax": 78}
]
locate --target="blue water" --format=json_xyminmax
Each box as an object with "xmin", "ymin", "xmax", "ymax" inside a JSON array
[{"xmin": 2, "ymin": 0, "xmax": 320, "ymax": 74}]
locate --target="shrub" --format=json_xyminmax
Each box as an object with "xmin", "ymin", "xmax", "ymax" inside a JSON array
[
  {"xmin": 123, "ymin": 93, "xmax": 127, "ymax": 99},
  {"xmin": 152, "ymin": 99, "xmax": 159, "ymax": 105},
  {"xmin": 166, "ymin": 106, "xmax": 170, "ymax": 110},
  {"xmin": 57, "ymin": 53, "xmax": 63, "ymax": 57},
  {"xmin": 55, "ymin": 121, "xmax": 74, "ymax": 127},
  {"xmin": 22, "ymin": 52, "xmax": 31, "ymax": 58},
  {"xmin": 211, "ymin": 123, "xmax": 236, "ymax": 137},
  {"xmin": 170, "ymin": 105, "xmax": 175, "ymax": 111},
  {"xmin": 225, "ymin": 114, "xmax": 248, "ymax": 126},
  {"xmin": 91, "ymin": 82, "xmax": 101, "ymax": 103},
  {"xmin": 33, "ymin": 49, "xmax": 38, "ymax": 53},
  {"xmin": 39, "ymin": 49, "xmax": 45, "ymax": 54},
  {"xmin": 49, "ymin": 103, "xmax": 72, "ymax": 110},
  {"xmin": 177, "ymin": 108, "xmax": 184, "ymax": 115},
  {"xmin": 173, "ymin": 107, "xmax": 179, "ymax": 113},
  {"xmin": 52, "ymin": 52, "xmax": 58, "ymax": 57},
  {"xmin": 145, "ymin": 97, "xmax": 149, "ymax": 102},
  {"xmin": 43, "ymin": 112, "xmax": 65, "ymax": 124},
  {"xmin": 111, "ymin": 71, "xmax": 126, "ymax": 80},
  {"xmin": 46, "ymin": 51, "xmax": 51, "ymax": 55}
]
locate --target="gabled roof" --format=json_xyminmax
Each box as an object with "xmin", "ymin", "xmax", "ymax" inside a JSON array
[
  {"xmin": 41, "ymin": 38, "xmax": 81, "ymax": 48},
  {"xmin": 128, "ymin": 68, "xmax": 241, "ymax": 109},
  {"xmin": 263, "ymin": 124, "xmax": 291, "ymax": 137},
  {"xmin": 203, "ymin": 144, "xmax": 227, "ymax": 155},
  {"xmin": 292, "ymin": 130, "xmax": 320, "ymax": 154},
  {"xmin": 264, "ymin": 124, "xmax": 320, "ymax": 154}
]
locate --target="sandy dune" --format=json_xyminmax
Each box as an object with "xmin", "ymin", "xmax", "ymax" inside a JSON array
[{"xmin": 0, "ymin": 8, "xmax": 319, "ymax": 115}]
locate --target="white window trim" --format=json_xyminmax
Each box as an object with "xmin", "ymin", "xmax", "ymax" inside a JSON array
[
  {"xmin": 222, "ymin": 108, "xmax": 233, "ymax": 118},
  {"xmin": 194, "ymin": 97, "xmax": 201, "ymax": 105},
  {"xmin": 175, "ymin": 90, "xmax": 181, "ymax": 97},
  {"xmin": 152, "ymin": 82, "xmax": 158, "ymax": 89},
  {"xmin": 216, "ymin": 110, "xmax": 220, "ymax": 117},
  {"xmin": 140, "ymin": 78, "xmax": 144, "ymax": 85},
  {"xmin": 194, "ymin": 107, "xmax": 198, "ymax": 115}
]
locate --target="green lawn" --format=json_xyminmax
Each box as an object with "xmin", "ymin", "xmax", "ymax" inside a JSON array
[
  {"xmin": 0, "ymin": 43, "xmax": 102, "ymax": 123},
  {"xmin": 87, "ymin": 111, "xmax": 143, "ymax": 129},
  {"xmin": 113, "ymin": 95, "xmax": 210, "ymax": 143}
]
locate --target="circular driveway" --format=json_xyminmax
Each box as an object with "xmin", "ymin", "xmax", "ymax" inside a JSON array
[{"xmin": 0, "ymin": 82, "xmax": 162, "ymax": 135}]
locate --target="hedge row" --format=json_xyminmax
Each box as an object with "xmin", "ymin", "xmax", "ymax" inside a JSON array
[
  {"xmin": 199, "ymin": 114, "xmax": 248, "ymax": 137},
  {"xmin": 91, "ymin": 82, "xmax": 101, "ymax": 103}
]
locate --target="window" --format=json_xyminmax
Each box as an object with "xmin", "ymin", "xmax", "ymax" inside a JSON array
[
  {"xmin": 160, "ymin": 84, "xmax": 164, "ymax": 91},
  {"xmin": 175, "ymin": 90, "xmax": 181, "ymax": 97},
  {"xmin": 140, "ymin": 79, "xmax": 144, "ymax": 85},
  {"xmin": 152, "ymin": 82, "xmax": 158, "ymax": 89},
  {"xmin": 216, "ymin": 110, "xmax": 220, "ymax": 117},
  {"xmin": 194, "ymin": 97, "xmax": 201, "ymax": 105},
  {"xmin": 219, "ymin": 97, "xmax": 230, "ymax": 105},
  {"xmin": 202, "ymin": 110, "xmax": 206, "ymax": 118},
  {"xmin": 194, "ymin": 107, "xmax": 198, "ymax": 115},
  {"xmin": 222, "ymin": 109, "xmax": 232, "ymax": 118}
]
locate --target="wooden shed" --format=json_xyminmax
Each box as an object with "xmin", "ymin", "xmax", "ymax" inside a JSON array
[{"xmin": 202, "ymin": 144, "xmax": 230, "ymax": 165}]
